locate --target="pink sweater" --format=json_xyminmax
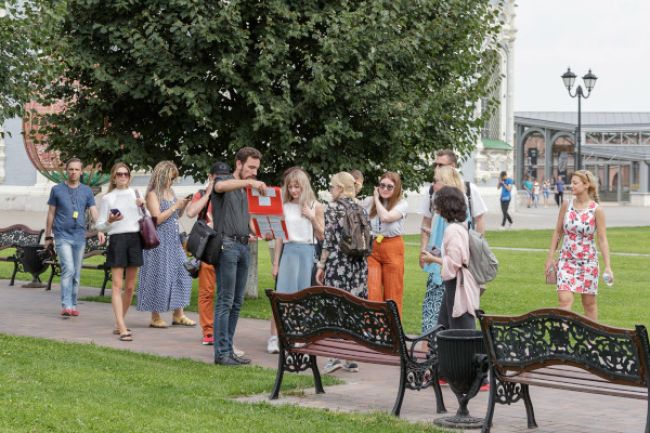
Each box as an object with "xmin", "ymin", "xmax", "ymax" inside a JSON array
[{"xmin": 441, "ymin": 223, "xmax": 480, "ymax": 318}]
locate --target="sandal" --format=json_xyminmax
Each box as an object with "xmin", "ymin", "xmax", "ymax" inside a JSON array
[
  {"xmin": 113, "ymin": 328, "xmax": 132, "ymax": 335},
  {"xmin": 119, "ymin": 333, "xmax": 133, "ymax": 342},
  {"xmin": 172, "ymin": 315, "xmax": 196, "ymax": 327},
  {"xmin": 149, "ymin": 318, "xmax": 168, "ymax": 328}
]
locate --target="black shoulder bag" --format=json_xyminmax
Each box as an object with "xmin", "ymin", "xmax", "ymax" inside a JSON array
[{"xmin": 187, "ymin": 190, "xmax": 224, "ymax": 266}]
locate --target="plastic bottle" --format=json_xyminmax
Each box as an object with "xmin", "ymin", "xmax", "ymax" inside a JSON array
[{"xmin": 602, "ymin": 272, "xmax": 613, "ymax": 287}]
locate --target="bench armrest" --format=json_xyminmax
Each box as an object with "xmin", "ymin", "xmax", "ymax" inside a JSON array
[{"xmin": 404, "ymin": 324, "xmax": 445, "ymax": 361}]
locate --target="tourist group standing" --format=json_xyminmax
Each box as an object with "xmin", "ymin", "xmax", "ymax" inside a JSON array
[{"xmin": 44, "ymin": 148, "xmax": 614, "ymax": 371}]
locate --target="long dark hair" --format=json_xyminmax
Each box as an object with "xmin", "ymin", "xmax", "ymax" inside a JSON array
[{"xmin": 434, "ymin": 186, "xmax": 467, "ymax": 223}]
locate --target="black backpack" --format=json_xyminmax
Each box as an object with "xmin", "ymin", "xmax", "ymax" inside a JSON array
[{"xmin": 339, "ymin": 200, "xmax": 372, "ymax": 257}]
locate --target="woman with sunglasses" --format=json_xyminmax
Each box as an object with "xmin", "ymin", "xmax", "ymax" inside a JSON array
[
  {"xmin": 362, "ymin": 172, "xmax": 408, "ymax": 316},
  {"xmin": 95, "ymin": 163, "xmax": 144, "ymax": 341},
  {"xmin": 137, "ymin": 161, "xmax": 194, "ymax": 329}
]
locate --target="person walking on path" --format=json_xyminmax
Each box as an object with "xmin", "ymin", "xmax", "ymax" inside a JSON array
[
  {"xmin": 497, "ymin": 170, "xmax": 514, "ymax": 229},
  {"xmin": 523, "ymin": 176, "xmax": 533, "ymax": 208},
  {"xmin": 268, "ymin": 167, "xmax": 324, "ymax": 354},
  {"xmin": 532, "ymin": 179, "xmax": 540, "ymax": 208},
  {"xmin": 185, "ymin": 162, "xmax": 230, "ymax": 347},
  {"xmin": 315, "ymin": 171, "xmax": 369, "ymax": 374},
  {"xmin": 543, "ymin": 178, "xmax": 551, "ymax": 207},
  {"xmin": 362, "ymin": 172, "xmax": 408, "ymax": 316},
  {"xmin": 45, "ymin": 158, "xmax": 103, "ymax": 317},
  {"xmin": 212, "ymin": 147, "xmax": 267, "ymax": 366},
  {"xmin": 420, "ymin": 166, "xmax": 466, "ymax": 333},
  {"xmin": 137, "ymin": 161, "xmax": 195, "ymax": 329},
  {"xmin": 419, "ymin": 149, "xmax": 487, "ymax": 268},
  {"xmin": 545, "ymin": 170, "xmax": 613, "ymax": 321},
  {"xmin": 95, "ymin": 162, "xmax": 143, "ymax": 341},
  {"xmin": 555, "ymin": 175, "xmax": 565, "ymax": 207}
]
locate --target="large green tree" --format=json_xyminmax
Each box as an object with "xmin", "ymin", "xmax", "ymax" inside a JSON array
[{"xmin": 42, "ymin": 0, "xmax": 501, "ymax": 190}]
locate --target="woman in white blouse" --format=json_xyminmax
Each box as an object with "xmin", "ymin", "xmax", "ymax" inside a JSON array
[
  {"xmin": 363, "ymin": 172, "xmax": 408, "ymax": 316},
  {"xmin": 95, "ymin": 163, "xmax": 144, "ymax": 341},
  {"xmin": 267, "ymin": 167, "xmax": 324, "ymax": 353}
]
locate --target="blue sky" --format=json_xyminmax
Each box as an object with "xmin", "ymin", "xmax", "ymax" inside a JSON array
[{"xmin": 515, "ymin": 0, "xmax": 650, "ymax": 112}]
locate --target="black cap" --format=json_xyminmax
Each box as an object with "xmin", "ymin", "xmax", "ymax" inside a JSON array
[{"xmin": 210, "ymin": 161, "xmax": 231, "ymax": 175}]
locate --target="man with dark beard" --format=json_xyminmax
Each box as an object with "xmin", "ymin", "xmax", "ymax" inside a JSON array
[{"xmin": 212, "ymin": 147, "xmax": 266, "ymax": 366}]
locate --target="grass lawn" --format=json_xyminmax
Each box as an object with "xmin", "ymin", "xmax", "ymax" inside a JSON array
[
  {"xmin": 3, "ymin": 227, "xmax": 649, "ymax": 332},
  {"xmin": 0, "ymin": 334, "xmax": 440, "ymax": 433}
]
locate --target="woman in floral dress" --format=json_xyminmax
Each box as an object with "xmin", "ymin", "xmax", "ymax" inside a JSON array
[{"xmin": 545, "ymin": 170, "xmax": 613, "ymax": 321}]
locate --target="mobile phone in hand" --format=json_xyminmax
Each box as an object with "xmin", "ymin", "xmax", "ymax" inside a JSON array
[
  {"xmin": 429, "ymin": 246, "xmax": 442, "ymax": 257},
  {"xmin": 110, "ymin": 208, "xmax": 121, "ymax": 216}
]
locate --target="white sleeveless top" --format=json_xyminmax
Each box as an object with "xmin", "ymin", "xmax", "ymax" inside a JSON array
[{"xmin": 284, "ymin": 202, "xmax": 314, "ymax": 244}]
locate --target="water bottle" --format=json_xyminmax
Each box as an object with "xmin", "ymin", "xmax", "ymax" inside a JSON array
[{"xmin": 602, "ymin": 272, "xmax": 613, "ymax": 287}]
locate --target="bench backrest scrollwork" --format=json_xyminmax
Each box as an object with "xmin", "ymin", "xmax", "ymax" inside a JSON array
[
  {"xmin": 0, "ymin": 225, "xmax": 43, "ymax": 249},
  {"xmin": 266, "ymin": 286, "xmax": 405, "ymax": 356},
  {"xmin": 478, "ymin": 308, "xmax": 650, "ymax": 387}
]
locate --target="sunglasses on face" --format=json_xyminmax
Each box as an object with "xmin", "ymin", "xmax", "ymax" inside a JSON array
[
  {"xmin": 378, "ymin": 183, "xmax": 395, "ymax": 191},
  {"xmin": 115, "ymin": 172, "xmax": 130, "ymax": 178}
]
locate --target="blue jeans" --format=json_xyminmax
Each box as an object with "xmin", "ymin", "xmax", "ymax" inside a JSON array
[
  {"xmin": 55, "ymin": 238, "xmax": 85, "ymax": 309},
  {"xmin": 214, "ymin": 239, "xmax": 250, "ymax": 358}
]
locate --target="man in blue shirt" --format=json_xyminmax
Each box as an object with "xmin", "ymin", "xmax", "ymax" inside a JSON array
[{"xmin": 44, "ymin": 158, "xmax": 103, "ymax": 316}]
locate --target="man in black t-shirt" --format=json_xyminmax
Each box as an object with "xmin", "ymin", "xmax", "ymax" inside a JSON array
[{"xmin": 212, "ymin": 147, "xmax": 267, "ymax": 366}]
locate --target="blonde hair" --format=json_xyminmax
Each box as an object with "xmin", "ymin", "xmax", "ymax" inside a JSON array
[
  {"xmin": 147, "ymin": 161, "xmax": 179, "ymax": 200},
  {"xmin": 435, "ymin": 165, "xmax": 465, "ymax": 193},
  {"xmin": 349, "ymin": 169, "xmax": 364, "ymax": 194},
  {"xmin": 108, "ymin": 162, "xmax": 131, "ymax": 193},
  {"xmin": 572, "ymin": 170, "xmax": 600, "ymax": 203},
  {"xmin": 283, "ymin": 168, "xmax": 317, "ymax": 208},
  {"xmin": 330, "ymin": 171, "xmax": 356, "ymax": 199}
]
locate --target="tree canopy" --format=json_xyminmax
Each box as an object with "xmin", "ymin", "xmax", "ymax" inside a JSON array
[{"xmin": 38, "ymin": 0, "xmax": 502, "ymax": 191}]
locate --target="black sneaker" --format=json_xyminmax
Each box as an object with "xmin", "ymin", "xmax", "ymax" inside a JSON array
[
  {"xmin": 232, "ymin": 353, "xmax": 251, "ymax": 365},
  {"xmin": 214, "ymin": 354, "xmax": 241, "ymax": 366}
]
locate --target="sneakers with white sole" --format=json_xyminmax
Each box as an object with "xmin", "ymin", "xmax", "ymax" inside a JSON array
[
  {"xmin": 323, "ymin": 358, "xmax": 343, "ymax": 374},
  {"xmin": 233, "ymin": 346, "xmax": 245, "ymax": 357},
  {"xmin": 267, "ymin": 336, "xmax": 279, "ymax": 354},
  {"xmin": 342, "ymin": 361, "xmax": 359, "ymax": 372}
]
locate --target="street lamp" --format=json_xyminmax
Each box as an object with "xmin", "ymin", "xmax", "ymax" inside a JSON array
[{"xmin": 561, "ymin": 67, "xmax": 597, "ymax": 170}]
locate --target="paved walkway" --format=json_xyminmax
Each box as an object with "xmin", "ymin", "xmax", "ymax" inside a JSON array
[{"xmin": 0, "ymin": 279, "xmax": 645, "ymax": 432}]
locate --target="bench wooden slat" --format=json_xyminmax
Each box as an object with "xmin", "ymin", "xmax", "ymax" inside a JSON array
[
  {"xmin": 297, "ymin": 338, "xmax": 430, "ymax": 362},
  {"xmin": 517, "ymin": 371, "xmax": 647, "ymax": 400}
]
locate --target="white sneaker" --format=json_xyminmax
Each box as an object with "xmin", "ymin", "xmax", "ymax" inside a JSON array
[
  {"xmin": 233, "ymin": 346, "xmax": 245, "ymax": 357},
  {"xmin": 267, "ymin": 336, "xmax": 279, "ymax": 354},
  {"xmin": 342, "ymin": 361, "xmax": 359, "ymax": 372},
  {"xmin": 323, "ymin": 358, "xmax": 343, "ymax": 374}
]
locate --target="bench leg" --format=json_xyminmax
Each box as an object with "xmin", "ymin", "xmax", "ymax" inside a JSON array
[
  {"xmin": 100, "ymin": 268, "xmax": 111, "ymax": 297},
  {"xmin": 310, "ymin": 356, "xmax": 325, "ymax": 395},
  {"xmin": 431, "ymin": 367, "xmax": 447, "ymax": 414},
  {"xmin": 391, "ymin": 364, "xmax": 407, "ymax": 417},
  {"xmin": 481, "ymin": 372, "xmax": 497, "ymax": 433},
  {"xmin": 270, "ymin": 350, "xmax": 286, "ymax": 400},
  {"xmin": 522, "ymin": 384, "xmax": 537, "ymax": 428},
  {"xmin": 10, "ymin": 261, "xmax": 18, "ymax": 286},
  {"xmin": 46, "ymin": 265, "xmax": 56, "ymax": 291}
]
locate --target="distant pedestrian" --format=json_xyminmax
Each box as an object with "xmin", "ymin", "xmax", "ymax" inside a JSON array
[
  {"xmin": 497, "ymin": 171, "xmax": 513, "ymax": 229},
  {"xmin": 542, "ymin": 179, "xmax": 551, "ymax": 207},
  {"xmin": 523, "ymin": 176, "xmax": 533, "ymax": 208},
  {"xmin": 532, "ymin": 179, "xmax": 540, "ymax": 208},
  {"xmin": 137, "ymin": 161, "xmax": 194, "ymax": 329},
  {"xmin": 44, "ymin": 158, "xmax": 103, "ymax": 317},
  {"xmin": 545, "ymin": 170, "xmax": 612, "ymax": 321},
  {"xmin": 555, "ymin": 175, "xmax": 565, "ymax": 207},
  {"xmin": 95, "ymin": 162, "xmax": 143, "ymax": 341}
]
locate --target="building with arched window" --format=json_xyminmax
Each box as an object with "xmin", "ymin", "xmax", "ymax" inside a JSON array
[{"xmin": 515, "ymin": 112, "xmax": 650, "ymax": 206}]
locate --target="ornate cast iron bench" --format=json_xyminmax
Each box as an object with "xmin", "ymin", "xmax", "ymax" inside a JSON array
[
  {"xmin": 266, "ymin": 286, "xmax": 447, "ymax": 416},
  {"xmin": 44, "ymin": 232, "xmax": 111, "ymax": 295},
  {"xmin": 478, "ymin": 308, "xmax": 650, "ymax": 433},
  {"xmin": 0, "ymin": 224, "xmax": 44, "ymax": 285}
]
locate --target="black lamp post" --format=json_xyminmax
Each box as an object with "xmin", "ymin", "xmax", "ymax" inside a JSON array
[{"xmin": 561, "ymin": 68, "xmax": 598, "ymax": 171}]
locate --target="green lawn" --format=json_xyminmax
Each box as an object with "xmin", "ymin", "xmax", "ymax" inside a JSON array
[
  {"xmin": 3, "ymin": 226, "xmax": 650, "ymax": 332},
  {"xmin": 0, "ymin": 334, "xmax": 439, "ymax": 433}
]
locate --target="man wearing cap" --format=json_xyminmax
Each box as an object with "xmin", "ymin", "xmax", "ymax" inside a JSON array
[
  {"xmin": 185, "ymin": 161, "xmax": 230, "ymax": 347},
  {"xmin": 212, "ymin": 147, "xmax": 267, "ymax": 366}
]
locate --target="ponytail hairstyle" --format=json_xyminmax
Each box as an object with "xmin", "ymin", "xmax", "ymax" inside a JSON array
[
  {"xmin": 573, "ymin": 170, "xmax": 600, "ymax": 203},
  {"xmin": 330, "ymin": 171, "xmax": 357, "ymax": 199}
]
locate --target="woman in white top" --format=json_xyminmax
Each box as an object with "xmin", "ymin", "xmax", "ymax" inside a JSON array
[
  {"xmin": 267, "ymin": 168, "xmax": 324, "ymax": 353},
  {"xmin": 95, "ymin": 163, "xmax": 144, "ymax": 341},
  {"xmin": 363, "ymin": 172, "xmax": 408, "ymax": 316}
]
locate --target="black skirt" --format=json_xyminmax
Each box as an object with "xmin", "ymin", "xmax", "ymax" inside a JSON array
[{"xmin": 106, "ymin": 232, "xmax": 144, "ymax": 268}]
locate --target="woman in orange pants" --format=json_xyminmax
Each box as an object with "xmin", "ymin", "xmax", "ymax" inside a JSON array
[{"xmin": 363, "ymin": 172, "xmax": 408, "ymax": 316}]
